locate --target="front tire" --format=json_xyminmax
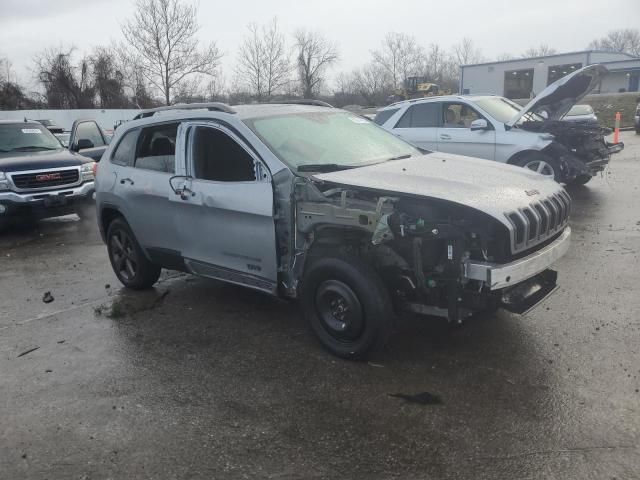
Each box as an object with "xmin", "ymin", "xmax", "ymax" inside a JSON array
[
  {"xmin": 568, "ymin": 174, "xmax": 592, "ymax": 185},
  {"xmin": 107, "ymin": 218, "xmax": 160, "ymax": 289},
  {"xmin": 300, "ymin": 252, "xmax": 393, "ymax": 359},
  {"xmin": 513, "ymin": 152, "xmax": 562, "ymax": 182}
]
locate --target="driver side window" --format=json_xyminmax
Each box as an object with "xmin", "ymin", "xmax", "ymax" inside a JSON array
[
  {"xmin": 192, "ymin": 127, "xmax": 256, "ymax": 182},
  {"xmin": 442, "ymin": 103, "xmax": 483, "ymax": 128}
]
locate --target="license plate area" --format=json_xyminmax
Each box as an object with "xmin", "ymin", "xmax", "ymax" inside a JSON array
[
  {"xmin": 43, "ymin": 194, "xmax": 68, "ymax": 207},
  {"xmin": 500, "ymin": 269, "xmax": 558, "ymax": 314}
]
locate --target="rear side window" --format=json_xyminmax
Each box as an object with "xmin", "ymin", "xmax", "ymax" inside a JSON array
[
  {"xmin": 373, "ymin": 108, "xmax": 399, "ymax": 125},
  {"xmin": 192, "ymin": 127, "xmax": 256, "ymax": 182},
  {"xmin": 76, "ymin": 121, "xmax": 105, "ymax": 147},
  {"xmin": 110, "ymin": 129, "xmax": 139, "ymax": 167},
  {"xmin": 134, "ymin": 123, "xmax": 179, "ymax": 174},
  {"xmin": 395, "ymin": 103, "xmax": 440, "ymax": 128}
]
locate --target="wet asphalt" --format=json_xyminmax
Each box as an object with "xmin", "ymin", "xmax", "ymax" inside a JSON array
[{"xmin": 1, "ymin": 131, "xmax": 639, "ymax": 480}]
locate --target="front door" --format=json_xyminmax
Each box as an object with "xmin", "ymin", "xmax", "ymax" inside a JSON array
[
  {"xmin": 174, "ymin": 122, "xmax": 278, "ymax": 293},
  {"xmin": 69, "ymin": 120, "xmax": 109, "ymax": 161},
  {"xmin": 391, "ymin": 102, "xmax": 440, "ymax": 151},
  {"xmin": 436, "ymin": 102, "xmax": 496, "ymax": 160}
]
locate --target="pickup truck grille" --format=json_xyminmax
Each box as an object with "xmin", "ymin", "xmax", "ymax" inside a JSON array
[
  {"xmin": 10, "ymin": 169, "xmax": 80, "ymax": 190},
  {"xmin": 505, "ymin": 190, "xmax": 571, "ymax": 254}
]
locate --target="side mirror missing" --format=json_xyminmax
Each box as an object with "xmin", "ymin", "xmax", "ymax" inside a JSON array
[
  {"xmin": 74, "ymin": 138, "xmax": 94, "ymax": 151},
  {"xmin": 470, "ymin": 119, "xmax": 489, "ymax": 131}
]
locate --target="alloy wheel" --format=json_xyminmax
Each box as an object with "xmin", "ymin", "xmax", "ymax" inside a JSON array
[
  {"xmin": 524, "ymin": 159, "xmax": 555, "ymax": 178},
  {"xmin": 110, "ymin": 229, "xmax": 138, "ymax": 282}
]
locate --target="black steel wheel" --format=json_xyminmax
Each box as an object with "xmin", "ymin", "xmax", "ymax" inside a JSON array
[
  {"xmin": 315, "ymin": 279, "xmax": 365, "ymax": 341},
  {"xmin": 301, "ymin": 252, "xmax": 393, "ymax": 359},
  {"xmin": 107, "ymin": 218, "xmax": 160, "ymax": 289}
]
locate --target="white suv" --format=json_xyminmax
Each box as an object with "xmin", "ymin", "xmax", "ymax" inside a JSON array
[{"xmin": 375, "ymin": 65, "xmax": 623, "ymax": 185}]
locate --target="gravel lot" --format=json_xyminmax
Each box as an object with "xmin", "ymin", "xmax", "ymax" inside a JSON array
[{"xmin": 1, "ymin": 131, "xmax": 639, "ymax": 479}]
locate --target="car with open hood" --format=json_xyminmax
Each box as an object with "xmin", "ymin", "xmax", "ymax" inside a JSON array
[
  {"xmin": 0, "ymin": 119, "xmax": 108, "ymax": 228},
  {"xmin": 95, "ymin": 102, "xmax": 571, "ymax": 359},
  {"xmin": 374, "ymin": 64, "xmax": 623, "ymax": 185}
]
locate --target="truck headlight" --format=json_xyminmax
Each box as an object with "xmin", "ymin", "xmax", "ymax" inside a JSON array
[
  {"xmin": 0, "ymin": 171, "xmax": 9, "ymax": 191},
  {"xmin": 81, "ymin": 163, "xmax": 96, "ymax": 181}
]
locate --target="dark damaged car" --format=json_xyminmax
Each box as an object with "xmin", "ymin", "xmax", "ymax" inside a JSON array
[{"xmin": 95, "ymin": 102, "xmax": 572, "ymax": 359}]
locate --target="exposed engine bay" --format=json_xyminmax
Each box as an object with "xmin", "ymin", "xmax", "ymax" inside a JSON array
[
  {"xmin": 288, "ymin": 179, "xmax": 563, "ymax": 323},
  {"xmin": 521, "ymin": 120, "xmax": 622, "ymax": 181}
]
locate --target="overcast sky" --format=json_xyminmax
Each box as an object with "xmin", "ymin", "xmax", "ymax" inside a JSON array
[{"xmin": 1, "ymin": 0, "xmax": 639, "ymax": 90}]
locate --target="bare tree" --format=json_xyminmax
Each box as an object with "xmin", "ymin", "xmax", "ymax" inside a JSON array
[
  {"xmin": 34, "ymin": 47, "xmax": 95, "ymax": 108},
  {"xmin": 0, "ymin": 56, "xmax": 31, "ymax": 109},
  {"xmin": 122, "ymin": 0, "xmax": 222, "ymax": 105},
  {"xmin": 90, "ymin": 47, "xmax": 128, "ymax": 108},
  {"xmin": 352, "ymin": 63, "xmax": 393, "ymax": 105},
  {"xmin": 294, "ymin": 29, "xmax": 338, "ymax": 98},
  {"xmin": 453, "ymin": 37, "xmax": 483, "ymax": 66},
  {"xmin": 236, "ymin": 18, "xmax": 290, "ymax": 101},
  {"xmin": 589, "ymin": 28, "xmax": 640, "ymax": 57},
  {"xmin": 372, "ymin": 32, "xmax": 423, "ymax": 89},
  {"xmin": 495, "ymin": 52, "xmax": 516, "ymax": 61},
  {"xmin": 523, "ymin": 44, "xmax": 557, "ymax": 58}
]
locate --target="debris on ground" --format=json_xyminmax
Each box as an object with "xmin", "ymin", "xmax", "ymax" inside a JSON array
[
  {"xmin": 17, "ymin": 346, "xmax": 40, "ymax": 358},
  {"xmin": 42, "ymin": 291, "xmax": 54, "ymax": 303},
  {"xmin": 388, "ymin": 391, "xmax": 443, "ymax": 405}
]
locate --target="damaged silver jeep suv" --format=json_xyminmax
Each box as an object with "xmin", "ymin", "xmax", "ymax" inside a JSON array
[{"xmin": 96, "ymin": 102, "xmax": 571, "ymax": 359}]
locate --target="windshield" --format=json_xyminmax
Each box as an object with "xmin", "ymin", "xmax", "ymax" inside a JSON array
[
  {"xmin": 0, "ymin": 123, "xmax": 63, "ymax": 153},
  {"xmin": 245, "ymin": 111, "xmax": 420, "ymax": 170},
  {"xmin": 566, "ymin": 104, "xmax": 593, "ymax": 116},
  {"xmin": 474, "ymin": 97, "xmax": 543, "ymax": 124}
]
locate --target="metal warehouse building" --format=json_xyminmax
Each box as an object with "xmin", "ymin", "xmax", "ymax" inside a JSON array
[{"xmin": 460, "ymin": 50, "xmax": 640, "ymax": 99}]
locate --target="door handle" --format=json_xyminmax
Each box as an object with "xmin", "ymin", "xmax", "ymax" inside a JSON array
[
  {"xmin": 119, "ymin": 178, "xmax": 134, "ymax": 185},
  {"xmin": 175, "ymin": 186, "xmax": 195, "ymax": 200},
  {"xmin": 439, "ymin": 134, "xmax": 451, "ymax": 140}
]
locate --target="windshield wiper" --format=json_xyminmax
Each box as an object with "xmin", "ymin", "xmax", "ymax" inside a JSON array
[
  {"xmin": 386, "ymin": 154, "xmax": 413, "ymax": 161},
  {"xmin": 9, "ymin": 146, "xmax": 59, "ymax": 151},
  {"xmin": 297, "ymin": 163, "xmax": 357, "ymax": 172}
]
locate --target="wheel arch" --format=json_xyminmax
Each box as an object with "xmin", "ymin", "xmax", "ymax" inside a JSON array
[
  {"xmin": 99, "ymin": 205, "xmax": 124, "ymax": 242},
  {"xmin": 506, "ymin": 149, "xmax": 545, "ymax": 166}
]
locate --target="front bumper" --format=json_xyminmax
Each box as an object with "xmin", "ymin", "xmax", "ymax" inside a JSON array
[
  {"xmin": 0, "ymin": 181, "xmax": 95, "ymax": 218},
  {"xmin": 606, "ymin": 142, "xmax": 624, "ymax": 155},
  {"xmin": 464, "ymin": 226, "xmax": 571, "ymax": 290}
]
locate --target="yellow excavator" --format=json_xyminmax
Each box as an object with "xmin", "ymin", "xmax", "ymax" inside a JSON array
[{"xmin": 388, "ymin": 77, "xmax": 451, "ymax": 102}]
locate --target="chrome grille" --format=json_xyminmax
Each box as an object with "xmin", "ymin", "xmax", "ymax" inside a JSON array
[
  {"xmin": 505, "ymin": 190, "xmax": 571, "ymax": 254},
  {"xmin": 9, "ymin": 168, "xmax": 80, "ymax": 191}
]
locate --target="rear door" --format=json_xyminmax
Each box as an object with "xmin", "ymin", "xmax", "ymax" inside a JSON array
[
  {"xmin": 109, "ymin": 122, "xmax": 184, "ymax": 253},
  {"xmin": 69, "ymin": 119, "xmax": 109, "ymax": 161},
  {"xmin": 436, "ymin": 102, "xmax": 496, "ymax": 159},
  {"xmin": 173, "ymin": 122, "xmax": 278, "ymax": 294},
  {"xmin": 391, "ymin": 102, "xmax": 439, "ymax": 150}
]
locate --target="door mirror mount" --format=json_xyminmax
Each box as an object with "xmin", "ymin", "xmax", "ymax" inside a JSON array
[
  {"xmin": 470, "ymin": 119, "xmax": 489, "ymax": 131},
  {"xmin": 73, "ymin": 138, "xmax": 95, "ymax": 151}
]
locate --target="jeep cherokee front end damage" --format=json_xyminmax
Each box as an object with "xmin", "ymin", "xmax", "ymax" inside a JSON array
[{"xmin": 289, "ymin": 171, "xmax": 571, "ymax": 324}]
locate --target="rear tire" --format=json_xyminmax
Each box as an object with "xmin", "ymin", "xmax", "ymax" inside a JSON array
[
  {"xmin": 300, "ymin": 252, "xmax": 393, "ymax": 359},
  {"xmin": 107, "ymin": 218, "xmax": 160, "ymax": 290},
  {"xmin": 512, "ymin": 152, "xmax": 562, "ymax": 182}
]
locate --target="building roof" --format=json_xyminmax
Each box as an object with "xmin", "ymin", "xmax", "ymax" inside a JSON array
[{"xmin": 461, "ymin": 50, "xmax": 637, "ymax": 69}]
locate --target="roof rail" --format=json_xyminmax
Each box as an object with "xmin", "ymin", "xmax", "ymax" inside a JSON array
[
  {"xmin": 270, "ymin": 99, "xmax": 334, "ymax": 108},
  {"xmin": 132, "ymin": 102, "xmax": 236, "ymax": 120}
]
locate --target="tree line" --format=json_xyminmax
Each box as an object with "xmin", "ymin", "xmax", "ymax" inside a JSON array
[{"xmin": 1, "ymin": 0, "xmax": 639, "ymax": 110}]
